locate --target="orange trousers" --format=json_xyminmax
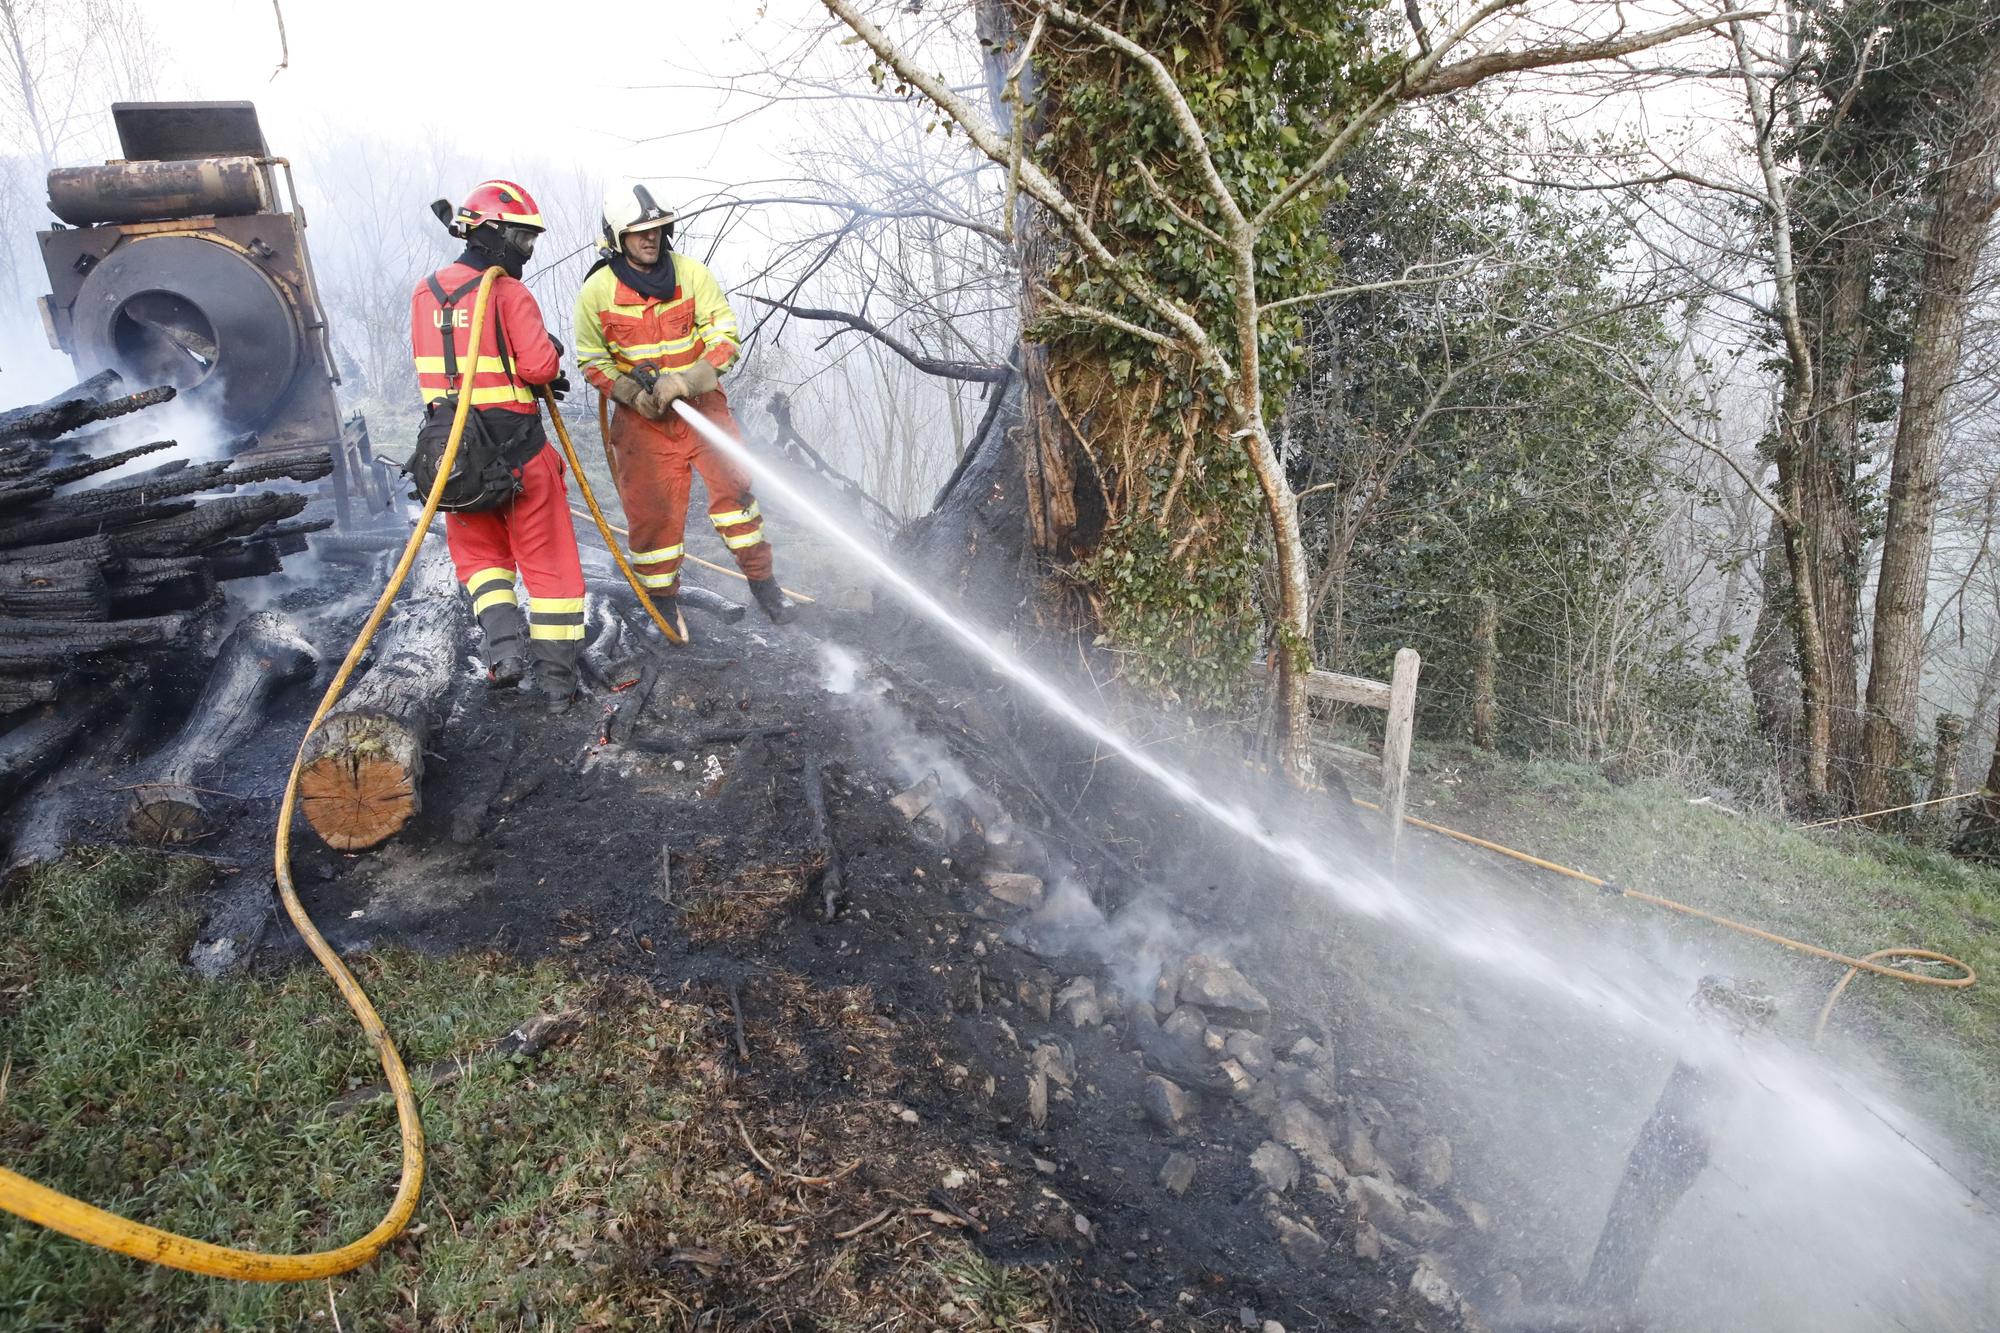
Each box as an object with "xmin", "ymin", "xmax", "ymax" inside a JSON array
[{"xmin": 605, "ymin": 387, "xmax": 774, "ymax": 591}]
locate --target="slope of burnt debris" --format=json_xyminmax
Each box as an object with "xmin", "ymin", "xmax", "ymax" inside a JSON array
[
  {"xmin": 91, "ymin": 543, "xmax": 1508, "ymax": 1331},
  {"xmin": 2, "ymin": 374, "xmax": 1519, "ymax": 1328}
]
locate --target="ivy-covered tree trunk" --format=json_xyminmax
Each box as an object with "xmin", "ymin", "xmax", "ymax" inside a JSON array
[{"xmin": 1858, "ymin": 50, "xmax": 2000, "ymax": 818}]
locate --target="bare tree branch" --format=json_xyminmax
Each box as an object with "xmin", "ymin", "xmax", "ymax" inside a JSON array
[{"xmin": 749, "ymin": 295, "xmax": 1011, "ymax": 382}]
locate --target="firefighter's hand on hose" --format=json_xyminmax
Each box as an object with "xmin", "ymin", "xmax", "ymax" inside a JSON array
[
  {"xmin": 610, "ymin": 373, "xmax": 667, "ymax": 422},
  {"xmin": 679, "ymin": 359, "xmax": 720, "ymax": 398}
]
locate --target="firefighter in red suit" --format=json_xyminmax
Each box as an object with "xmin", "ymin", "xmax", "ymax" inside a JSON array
[{"xmin": 410, "ymin": 180, "xmax": 588, "ymax": 712}]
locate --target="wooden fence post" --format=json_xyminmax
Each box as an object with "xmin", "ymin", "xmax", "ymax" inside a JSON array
[{"xmin": 1381, "ymin": 648, "xmax": 1422, "ymax": 868}]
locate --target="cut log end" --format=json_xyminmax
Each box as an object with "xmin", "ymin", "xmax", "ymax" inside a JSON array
[
  {"xmin": 298, "ymin": 750, "xmax": 421, "ymax": 852},
  {"xmin": 126, "ymin": 782, "xmax": 206, "ymax": 846}
]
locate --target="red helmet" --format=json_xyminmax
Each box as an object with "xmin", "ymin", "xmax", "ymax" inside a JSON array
[{"xmin": 451, "ymin": 180, "xmax": 545, "ymax": 236}]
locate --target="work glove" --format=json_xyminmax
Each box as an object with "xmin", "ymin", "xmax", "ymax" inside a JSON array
[
  {"xmin": 679, "ymin": 358, "xmax": 720, "ymax": 398},
  {"xmin": 545, "ymin": 370, "xmax": 571, "ymax": 401},
  {"xmin": 610, "ymin": 373, "xmax": 667, "ymax": 422}
]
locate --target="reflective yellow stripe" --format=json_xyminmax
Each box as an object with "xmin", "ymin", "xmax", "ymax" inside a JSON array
[
  {"xmin": 709, "ymin": 503, "xmax": 761, "ymax": 527},
  {"xmin": 472, "ymin": 587, "xmax": 518, "ymax": 615},
  {"xmin": 413, "ymin": 355, "xmax": 518, "ymax": 375},
  {"xmin": 468, "ymin": 385, "xmax": 535, "ymax": 406},
  {"xmin": 528, "ymin": 596, "xmax": 585, "ymax": 614},
  {"xmin": 466, "ymin": 567, "xmax": 515, "ymax": 590},
  {"xmin": 528, "ymin": 622, "xmax": 586, "ymax": 641},
  {"xmin": 722, "ymin": 526, "xmax": 765, "ymax": 550},
  {"xmin": 638, "ymin": 571, "xmax": 681, "ymax": 588},
  {"xmin": 629, "ymin": 544, "xmax": 683, "ymax": 564}
]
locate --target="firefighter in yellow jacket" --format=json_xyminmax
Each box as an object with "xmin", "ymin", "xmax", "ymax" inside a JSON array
[{"xmin": 573, "ymin": 184, "xmax": 792, "ymax": 626}]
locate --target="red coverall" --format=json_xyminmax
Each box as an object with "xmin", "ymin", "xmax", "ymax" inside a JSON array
[
  {"xmin": 409, "ymin": 260, "xmax": 586, "ymax": 672},
  {"xmin": 571, "ymin": 256, "xmax": 772, "ymax": 595}
]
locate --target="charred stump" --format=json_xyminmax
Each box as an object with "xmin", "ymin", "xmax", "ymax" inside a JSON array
[
  {"xmin": 126, "ymin": 611, "xmax": 318, "ymax": 845},
  {"xmin": 297, "ymin": 537, "xmax": 464, "ymax": 851}
]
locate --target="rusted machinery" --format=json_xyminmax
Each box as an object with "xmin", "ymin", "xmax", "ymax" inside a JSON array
[{"xmin": 35, "ymin": 101, "xmax": 391, "ymax": 527}]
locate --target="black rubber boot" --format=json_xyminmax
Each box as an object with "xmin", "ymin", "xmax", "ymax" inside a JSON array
[
  {"xmin": 477, "ymin": 601, "xmax": 529, "ymax": 688},
  {"xmin": 749, "ymin": 577, "xmax": 794, "ymax": 625},
  {"xmin": 528, "ymin": 640, "xmax": 581, "ymax": 715}
]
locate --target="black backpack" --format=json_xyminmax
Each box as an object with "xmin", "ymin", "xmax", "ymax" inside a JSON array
[{"xmin": 406, "ymin": 274, "xmax": 532, "ymax": 513}]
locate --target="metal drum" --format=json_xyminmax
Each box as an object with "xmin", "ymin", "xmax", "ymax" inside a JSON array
[
  {"xmin": 47, "ymin": 157, "xmax": 270, "ymax": 227},
  {"xmin": 68, "ymin": 233, "xmax": 302, "ymax": 430}
]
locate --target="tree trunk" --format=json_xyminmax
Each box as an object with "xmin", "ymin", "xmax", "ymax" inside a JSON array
[
  {"xmin": 1928, "ymin": 713, "xmax": 1967, "ymax": 826},
  {"xmin": 1473, "ymin": 590, "xmax": 1498, "ymax": 750},
  {"xmin": 297, "ymin": 538, "xmax": 465, "ymax": 851},
  {"xmin": 126, "ymin": 610, "xmax": 318, "ymax": 844},
  {"xmin": 1857, "ymin": 53, "xmax": 2000, "ymax": 819}
]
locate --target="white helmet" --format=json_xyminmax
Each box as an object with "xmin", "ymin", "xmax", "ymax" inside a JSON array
[{"xmin": 602, "ymin": 183, "xmax": 676, "ymax": 254}]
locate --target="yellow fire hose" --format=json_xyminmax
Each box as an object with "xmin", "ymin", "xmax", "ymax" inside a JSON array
[
  {"xmin": 0, "ymin": 267, "xmax": 694, "ymax": 1279},
  {"xmin": 1351, "ymin": 796, "xmax": 1977, "ymax": 1041}
]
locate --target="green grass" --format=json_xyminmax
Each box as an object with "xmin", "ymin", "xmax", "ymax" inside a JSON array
[
  {"xmin": 0, "ymin": 849, "xmax": 722, "ymax": 1330},
  {"xmin": 1409, "ymin": 745, "xmax": 2000, "ymax": 1171},
  {"xmin": 0, "ymin": 851, "xmax": 1063, "ymax": 1331}
]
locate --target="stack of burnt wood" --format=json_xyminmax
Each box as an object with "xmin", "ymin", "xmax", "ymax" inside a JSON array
[{"xmin": 0, "ymin": 371, "xmax": 336, "ymax": 866}]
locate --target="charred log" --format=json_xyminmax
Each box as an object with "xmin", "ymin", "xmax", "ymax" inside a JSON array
[
  {"xmin": 0, "ymin": 558, "xmax": 111, "ymax": 620},
  {"xmin": 111, "ymin": 491, "xmax": 309, "ymax": 556},
  {"xmin": 0, "ymin": 383, "xmax": 175, "ymax": 444},
  {"xmin": 108, "ymin": 556, "xmax": 216, "ymax": 616},
  {"xmin": 38, "ymin": 439, "xmax": 178, "ymax": 488},
  {"xmin": 0, "ymin": 498, "xmax": 199, "ymax": 549},
  {"xmin": 298, "ymin": 537, "xmax": 465, "ymax": 851},
  {"xmin": 0, "ymin": 676, "xmax": 58, "ymax": 713},
  {"xmin": 126, "ymin": 610, "xmax": 318, "ymax": 845},
  {"xmin": 0, "ymin": 690, "xmax": 122, "ymax": 802}
]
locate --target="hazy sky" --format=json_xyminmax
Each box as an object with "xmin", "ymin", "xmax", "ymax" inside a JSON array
[{"xmin": 137, "ymin": 0, "xmax": 838, "ymax": 213}]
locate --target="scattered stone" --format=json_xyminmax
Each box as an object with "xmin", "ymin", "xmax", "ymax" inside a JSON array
[
  {"xmin": 1451, "ymin": 1193, "xmax": 1491, "ymax": 1233},
  {"xmin": 1352, "ymin": 1221, "xmax": 1385, "ymax": 1261},
  {"xmin": 1162, "ymin": 1006, "xmax": 1209, "ymax": 1046},
  {"xmin": 1410, "ymin": 1253, "xmax": 1469, "ymax": 1317},
  {"xmin": 1413, "ymin": 1134, "xmax": 1453, "ymax": 1193},
  {"xmin": 1288, "ymin": 1035, "xmax": 1328, "ymax": 1065},
  {"xmin": 1073, "ymin": 1212, "xmax": 1093, "ymax": 1238},
  {"xmin": 1055, "ymin": 976, "xmax": 1102, "ymax": 1028},
  {"xmin": 1262, "ymin": 1323, "xmax": 1286, "ymax": 1333},
  {"xmin": 1158, "ymin": 1151, "xmax": 1197, "ymax": 1196},
  {"xmin": 982, "ymin": 870, "xmax": 1045, "ymax": 909},
  {"xmin": 1152, "ymin": 970, "xmax": 1178, "ymax": 1018},
  {"xmin": 1016, "ymin": 974, "xmax": 1055, "ymax": 1021},
  {"xmin": 1250, "ymin": 1140, "xmax": 1301, "ymax": 1194},
  {"xmin": 1238, "ymin": 1308, "xmax": 1259, "ymax": 1331},
  {"xmin": 1029, "ymin": 1041, "xmax": 1075, "ymax": 1087},
  {"xmin": 1218, "ymin": 1058, "xmax": 1257, "ymax": 1099},
  {"xmin": 1268, "ymin": 1100, "xmax": 1342, "ymax": 1175},
  {"xmin": 1352, "ymin": 1174, "xmax": 1454, "ymax": 1246},
  {"xmin": 1223, "ymin": 1029, "xmax": 1275, "ymax": 1078},
  {"xmin": 1343, "ymin": 1110, "xmax": 1382, "ymax": 1176},
  {"xmin": 939, "ymin": 1301, "xmax": 959, "ymax": 1319},
  {"xmin": 1271, "ymin": 1059, "xmax": 1338, "ymax": 1112},
  {"xmin": 942, "ymin": 1168, "xmax": 970, "ymax": 1190},
  {"xmin": 1310, "ymin": 1169, "xmax": 1350, "ymax": 1203},
  {"xmin": 889, "ymin": 772, "xmax": 943, "ymax": 823},
  {"xmin": 1028, "ymin": 1069, "xmax": 1049, "ymax": 1129},
  {"xmin": 898, "ymin": 1107, "xmax": 921, "ymax": 1125},
  {"xmin": 1203, "ymin": 1028, "xmax": 1227, "ymax": 1054},
  {"xmin": 1267, "ymin": 1212, "xmax": 1328, "ymax": 1267},
  {"xmin": 1143, "ymin": 1075, "xmax": 1192, "ymax": 1133},
  {"xmin": 1034, "ymin": 1156, "xmax": 1058, "ymax": 1175},
  {"xmin": 1177, "ymin": 954, "xmax": 1271, "ymax": 1028}
]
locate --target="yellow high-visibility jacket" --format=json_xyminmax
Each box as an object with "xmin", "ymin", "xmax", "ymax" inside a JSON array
[{"xmin": 573, "ymin": 254, "xmax": 740, "ymax": 398}]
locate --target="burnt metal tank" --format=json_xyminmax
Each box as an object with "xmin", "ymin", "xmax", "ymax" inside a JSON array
[{"xmin": 36, "ymin": 101, "xmax": 390, "ymax": 526}]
